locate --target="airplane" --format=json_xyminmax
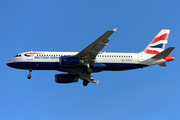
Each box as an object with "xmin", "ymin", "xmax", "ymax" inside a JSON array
[{"xmin": 6, "ymin": 28, "xmax": 175, "ymax": 86}]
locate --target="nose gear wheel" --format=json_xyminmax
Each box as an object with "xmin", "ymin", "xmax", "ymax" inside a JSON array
[{"xmin": 27, "ymin": 69, "xmax": 32, "ymax": 79}]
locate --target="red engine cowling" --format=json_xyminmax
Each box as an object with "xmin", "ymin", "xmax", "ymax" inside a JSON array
[{"xmin": 55, "ymin": 74, "xmax": 78, "ymax": 83}]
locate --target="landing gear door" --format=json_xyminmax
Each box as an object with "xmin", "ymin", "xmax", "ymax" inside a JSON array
[
  {"xmin": 27, "ymin": 54, "xmax": 33, "ymax": 60},
  {"xmin": 138, "ymin": 53, "xmax": 143, "ymax": 62}
]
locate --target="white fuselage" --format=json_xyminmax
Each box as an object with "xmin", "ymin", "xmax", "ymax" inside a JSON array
[{"xmin": 7, "ymin": 51, "xmax": 158, "ymax": 73}]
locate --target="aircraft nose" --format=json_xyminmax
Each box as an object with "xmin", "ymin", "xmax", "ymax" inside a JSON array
[{"xmin": 6, "ymin": 59, "xmax": 14, "ymax": 67}]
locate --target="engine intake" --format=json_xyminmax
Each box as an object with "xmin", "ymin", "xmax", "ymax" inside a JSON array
[
  {"xmin": 55, "ymin": 74, "xmax": 78, "ymax": 83},
  {"xmin": 59, "ymin": 56, "xmax": 84, "ymax": 66}
]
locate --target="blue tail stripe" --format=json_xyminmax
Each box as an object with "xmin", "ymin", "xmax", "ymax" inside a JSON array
[{"xmin": 150, "ymin": 43, "xmax": 163, "ymax": 49}]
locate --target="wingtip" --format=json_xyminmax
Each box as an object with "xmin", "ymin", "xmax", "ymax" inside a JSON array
[
  {"xmin": 112, "ymin": 28, "xmax": 117, "ymax": 32},
  {"xmin": 96, "ymin": 81, "xmax": 99, "ymax": 85}
]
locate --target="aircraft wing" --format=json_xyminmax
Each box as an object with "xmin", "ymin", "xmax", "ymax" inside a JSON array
[{"xmin": 76, "ymin": 28, "xmax": 117, "ymax": 66}]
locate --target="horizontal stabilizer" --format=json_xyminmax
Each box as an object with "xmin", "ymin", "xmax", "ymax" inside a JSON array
[
  {"xmin": 158, "ymin": 62, "xmax": 166, "ymax": 67},
  {"xmin": 152, "ymin": 47, "xmax": 175, "ymax": 59}
]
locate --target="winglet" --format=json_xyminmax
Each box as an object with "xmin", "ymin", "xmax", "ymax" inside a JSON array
[
  {"xmin": 96, "ymin": 81, "xmax": 99, "ymax": 85},
  {"xmin": 112, "ymin": 28, "xmax": 117, "ymax": 32}
]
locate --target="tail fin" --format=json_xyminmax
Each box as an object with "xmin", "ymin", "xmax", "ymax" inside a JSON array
[{"xmin": 142, "ymin": 29, "xmax": 170, "ymax": 54}]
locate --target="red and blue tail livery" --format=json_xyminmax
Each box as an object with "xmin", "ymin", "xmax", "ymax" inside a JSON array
[
  {"xmin": 6, "ymin": 28, "xmax": 175, "ymax": 86},
  {"xmin": 143, "ymin": 29, "xmax": 170, "ymax": 54}
]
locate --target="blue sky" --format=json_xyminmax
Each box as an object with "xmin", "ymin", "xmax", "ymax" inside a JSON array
[{"xmin": 0, "ymin": 0, "xmax": 179, "ymax": 120}]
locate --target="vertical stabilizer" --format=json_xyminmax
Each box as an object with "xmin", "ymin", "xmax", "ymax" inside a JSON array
[{"xmin": 142, "ymin": 29, "xmax": 170, "ymax": 54}]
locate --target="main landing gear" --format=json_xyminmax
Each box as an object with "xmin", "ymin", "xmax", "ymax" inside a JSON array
[
  {"xmin": 83, "ymin": 80, "xmax": 89, "ymax": 86},
  {"xmin": 87, "ymin": 68, "xmax": 92, "ymax": 75},
  {"xmin": 85, "ymin": 63, "xmax": 92, "ymax": 75},
  {"xmin": 27, "ymin": 69, "xmax": 32, "ymax": 79}
]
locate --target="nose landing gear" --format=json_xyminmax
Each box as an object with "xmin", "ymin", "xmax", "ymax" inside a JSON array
[{"xmin": 27, "ymin": 69, "xmax": 32, "ymax": 79}]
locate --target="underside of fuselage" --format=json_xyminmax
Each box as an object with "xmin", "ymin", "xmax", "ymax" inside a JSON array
[{"xmin": 6, "ymin": 62, "xmax": 148, "ymax": 73}]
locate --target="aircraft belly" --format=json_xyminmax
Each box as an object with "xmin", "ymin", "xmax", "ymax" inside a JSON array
[
  {"xmin": 8, "ymin": 61, "xmax": 148, "ymax": 72},
  {"xmin": 103, "ymin": 63, "xmax": 148, "ymax": 71},
  {"xmin": 7, "ymin": 62, "xmax": 59, "ymax": 70}
]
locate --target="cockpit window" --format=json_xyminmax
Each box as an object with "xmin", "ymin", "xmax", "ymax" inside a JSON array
[{"xmin": 15, "ymin": 55, "xmax": 21, "ymax": 57}]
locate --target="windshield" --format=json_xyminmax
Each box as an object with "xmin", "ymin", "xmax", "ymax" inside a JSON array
[{"xmin": 15, "ymin": 55, "xmax": 21, "ymax": 57}]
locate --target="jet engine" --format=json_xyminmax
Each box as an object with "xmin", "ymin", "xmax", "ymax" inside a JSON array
[
  {"xmin": 55, "ymin": 74, "xmax": 78, "ymax": 83},
  {"xmin": 59, "ymin": 56, "xmax": 84, "ymax": 66}
]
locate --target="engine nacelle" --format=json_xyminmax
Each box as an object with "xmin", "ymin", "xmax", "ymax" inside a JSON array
[
  {"xmin": 59, "ymin": 56, "xmax": 84, "ymax": 66},
  {"xmin": 55, "ymin": 74, "xmax": 78, "ymax": 83}
]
